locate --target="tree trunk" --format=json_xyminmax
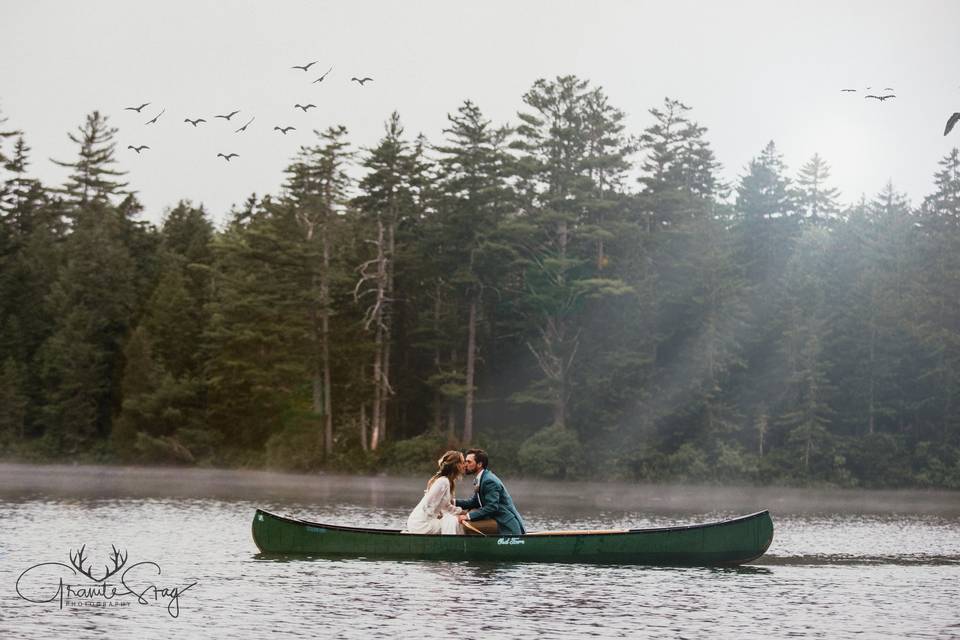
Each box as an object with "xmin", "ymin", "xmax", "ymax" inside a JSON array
[
  {"xmin": 360, "ymin": 403, "xmax": 368, "ymax": 453},
  {"xmin": 463, "ymin": 297, "xmax": 477, "ymax": 443},
  {"xmin": 868, "ymin": 312, "xmax": 876, "ymax": 436},
  {"xmin": 448, "ymin": 347, "xmax": 457, "ymax": 438},
  {"xmin": 370, "ymin": 331, "xmax": 382, "ymax": 450},
  {"xmin": 379, "ymin": 331, "xmax": 390, "ymax": 446},
  {"xmin": 321, "ymin": 229, "xmax": 333, "ymax": 454},
  {"xmin": 432, "ymin": 282, "xmax": 443, "ymax": 433},
  {"xmin": 300, "ymin": 216, "xmax": 327, "ymax": 457},
  {"xmin": 380, "ymin": 219, "xmax": 396, "ymax": 446},
  {"xmin": 359, "ymin": 362, "xmax": 368, "ymax": 452}
]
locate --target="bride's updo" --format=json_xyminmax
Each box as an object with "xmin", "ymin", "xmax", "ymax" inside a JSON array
[{"xmin": 427, "ymin": 450, "xmax": 464, "ymax": 496}]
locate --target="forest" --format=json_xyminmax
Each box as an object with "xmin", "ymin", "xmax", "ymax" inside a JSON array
[{"xmin": 1, "ymin": 75, "xmax": 958, "ymax": 487}]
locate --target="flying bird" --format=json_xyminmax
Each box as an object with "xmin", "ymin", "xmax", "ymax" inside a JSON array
[
  {"xmin": 235, "ymin": 116, "xmax": 255, "ymax": 133},
  {"xmin": 294, "ymin": 103, "xmax": 316, "ymax": 112},
  {"xmin": 184, "ymin": 117, "xmax": 206, "ymax": 127},
  {"xmin": 217, "ymin": 153, "xmax": 239, "ymax": 161},
  {"xmin": 865, "ymin": 94, "xmax": 895, "ymax": 102},
  {"xmin": 145, "ymin": 108, "xmax": 166, "ymax": 124},
  {"xmin": 127, "ymin": 145, "xmax": 150, "ymax": 153},
  {"xmin": 274, "ymin": 125, "xmax": 296, "ymax": 134},
  {"xmin": 840, "ymin": 88, "xmax": 857, "ymax": 92},
  {"xmin": 883, "ymin": 87, "xmax": 894, "ymax": 91},
  {"xmin": 292, "ymin": 60, "xmax": 318, "ymax": 72},
  {"xmin": 312, "ymin": 66, "xmax": 333, "ymax": 84},
  {"xmin": 124, "ymin": 102, "xmax": 150, "ymax": 112},
  {"xmin": 351, "ymin": 76, "xmax": 373, "ymax": 85},
  {"xmin": 945, "ymin": 112, "xmax": 960, "ymax": 137},
  {"xmin": 215, "ymin": 110, "xmax": 241, "ymax": 120}
]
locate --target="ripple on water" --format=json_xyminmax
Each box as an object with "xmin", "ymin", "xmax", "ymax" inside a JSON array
[{"xmin": 1, "ymin": 469, "xmax": 959, "ymax": 639}]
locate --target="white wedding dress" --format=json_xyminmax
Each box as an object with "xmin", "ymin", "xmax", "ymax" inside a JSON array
[{"xmin": 404, "ymin": 476, "xmax": 464, "ymax": 535}]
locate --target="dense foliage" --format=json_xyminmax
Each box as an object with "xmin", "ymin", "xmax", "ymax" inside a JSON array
[{"xmin": 1, "ymin": 80, "xmax": 959, "ymax": 487}]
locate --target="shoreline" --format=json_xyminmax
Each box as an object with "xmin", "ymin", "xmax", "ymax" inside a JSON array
[{"xmin": 1, "ymin": 461, "xmax": 957, "ymax": 515}]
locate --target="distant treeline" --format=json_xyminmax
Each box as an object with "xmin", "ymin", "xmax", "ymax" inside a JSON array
[{"xmin": 1, "ymin": 76, "xmax": 958, "ymax": 487}]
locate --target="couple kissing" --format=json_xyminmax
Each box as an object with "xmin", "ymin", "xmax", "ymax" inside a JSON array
[{"xmin": 403, "ymin": 449, "xmax": 526, "ymax": 536}]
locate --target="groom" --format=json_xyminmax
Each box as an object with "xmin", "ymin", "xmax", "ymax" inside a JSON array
[{"xmin": 456, "ymin": 449, "xmax": 526, "ymax": 535}]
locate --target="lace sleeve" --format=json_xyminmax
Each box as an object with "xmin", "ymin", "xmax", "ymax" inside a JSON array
[
  {"xmin": 422, "ymin": 477, "xmax": 451, "ymax": 518},
  {"xmin": 439, "ymin": 482, "xmax": 462, "ymax": 516}
]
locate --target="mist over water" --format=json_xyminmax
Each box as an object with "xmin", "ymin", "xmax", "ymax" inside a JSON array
[{"xmin": 2, "ymin": 463, "xmax": 958, "ymax": 639}]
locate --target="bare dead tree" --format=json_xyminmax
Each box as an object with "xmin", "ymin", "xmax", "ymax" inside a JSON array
[{"xmin": 354, "ymin": 218, "xmax": 393, "ymax": 450}]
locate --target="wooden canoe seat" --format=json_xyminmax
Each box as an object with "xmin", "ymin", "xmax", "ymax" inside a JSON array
[{"xmin": 527, "ymin": 529, "xmax": 629, "ymax": 536}]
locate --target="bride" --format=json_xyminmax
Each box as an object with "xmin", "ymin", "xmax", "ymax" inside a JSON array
[{"xmin": 404, "ymin": 450, "xmax": 465, "ymax": 535}]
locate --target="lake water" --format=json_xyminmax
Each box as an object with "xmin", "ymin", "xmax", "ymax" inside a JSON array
[{"xmin": 1, "ymin": 463, "xmax": 958, "ymax": 639}]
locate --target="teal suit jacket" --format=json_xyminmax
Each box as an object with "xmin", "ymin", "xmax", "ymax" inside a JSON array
[{"xmin": 455, "ymin": 470, "xmax": 526, "ymax": 535}]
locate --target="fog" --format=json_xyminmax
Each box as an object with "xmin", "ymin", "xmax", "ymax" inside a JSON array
[{"xmin": 2, "ymin": 463, "xmax": 956, "ymax": 517}]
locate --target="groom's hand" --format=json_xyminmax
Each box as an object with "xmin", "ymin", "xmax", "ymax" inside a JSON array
[{"xmin": 458, "ymin": 513, "xmax": 470, "ymax": 523}]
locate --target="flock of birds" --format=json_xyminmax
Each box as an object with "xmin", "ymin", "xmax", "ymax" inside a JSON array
[
  {"xmin": 840, "ymin": 86, "xmax": 960, "ymax": 136},
  {"xmin": 119, "ymin": 71, "xmax": 960, "ymax": 160},
  {"xmin": 122, "ymin": 60, "xmax": 374, "ymax": 160}
]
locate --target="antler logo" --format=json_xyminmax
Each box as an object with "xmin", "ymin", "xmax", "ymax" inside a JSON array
[
  {"xmin": 68, "ymin": 544, "xmax": 128, "ymax": 582},
  {"xmin": 18, "ymin": 543, "xmax": 196, "ymax": 618}
]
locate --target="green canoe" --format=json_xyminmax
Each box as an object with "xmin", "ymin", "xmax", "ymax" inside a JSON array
[{"xmin": 251, "ymin": 508, "xmax": 773, "ymax": 566}]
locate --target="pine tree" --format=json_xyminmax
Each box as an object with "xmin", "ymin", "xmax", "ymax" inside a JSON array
[
  {"xmin": 510, "ymin": 76, "xmax": 633, "ymax": 435},
  {"xmin": 828, "ymin": 188, "xmax": 914, "ymax": 441},
  {"xmin": 204, "ymin": 195, "xmax": 312, "ymax": 452},
  {"xmin": 2, "ymin": 136, "xmax": 47, "ymax": 236},
  {"xmin": 0, "ymin": 357, "xmax": 28, "ymax": 449},
  {"xmin": 795, "ymin": 153, "xmax": 842, "ymax": 227},
  {"xmin": 731, "ymin": 141, "xmax": 801, "ymax": 440},
  {"xmin": 432, "ymin": 100, "xmax": 514, "ymax": 442},
  {"xmin": 52, "ymin": 111, "xmax": 129, "ymax": 208},
  {"xmin": 36, "ymin": 206, "xmax": 138, "ymax": 452},
  {"xmin": 735, "ymin": 141, "xmax": 797, "ymax": 233},
  {"xmin": 774, "ymin": 229, "xmax": 835, "ymax": 477},
  {"xmin": 637, "ymin": 97, "xmax": 723, "ymax": 230},
  {"xmin": 915, "ymin": 151, "xmax": 960, "ymax": 443},
  {"xmin": 282, "ymin": 125, "xmax": 353, "ymax": 455},
  {"xmin": 0, "ymin": 107, "xmax": 20, "ymax": 166},
  {"xmin": 354, "ymin": 112, "xmax": 422, "ymax": 450}
]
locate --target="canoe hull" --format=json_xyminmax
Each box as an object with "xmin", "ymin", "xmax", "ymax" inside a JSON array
[{"xmin": 251, "ymin": 509, "xmax": 773, "ymax": 566}]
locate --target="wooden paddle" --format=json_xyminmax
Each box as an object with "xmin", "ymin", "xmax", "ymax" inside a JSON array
[{"xmin": 462, "ymin": 520, "xmax": 486, "ymax": 536}]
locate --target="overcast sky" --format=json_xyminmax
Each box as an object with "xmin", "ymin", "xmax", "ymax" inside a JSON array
[{"xmin": 3, "ymin": 0, "xmax": 959, "ymax": 226}]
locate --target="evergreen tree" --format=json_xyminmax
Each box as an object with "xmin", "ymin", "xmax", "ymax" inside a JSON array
[
  {"xmin": 730, "ymin": 140, "xmax": 801, "ymax": 445},
  {"xmin": 282, "ymin": 125, "xmax": 353, "ymax": 455},
  {"xmin": 52, "ymin": 111, "xmax": 129, "ymax": 207},
  {"xmin": 795, "ymin": 153, "xmax": 842, "ymax": 226},
  {"xmin": 637, "ymin": 97, "xmax": 723, "ymax": 229},
  {"xmin": 915, "ymin": 151, "xmax": 960, "ymax": 443},
  {"xmin": 0, "ymin": 357, "xmax": 28, "ymax": 450},
  {"xmin": 432, "ymin": 100, "xmax": 514, "ymax": 442},
  {"xmin": 774, "ymin": 229, "xmax": 835, "ymax": 477},
  {"xmin": 828, "ymin": 188, "xmax": 915, "ymax": 442},
  {"xmin": 510, "ymin": 75, "xmax": 632, "ymax": 441},
  {"xmin": 354, "ymin": 112, "xmax": 423, "ymax": 450},
  {"xmin": 36, "ymin": 205, "xmax": 138, "ymax": 452},
  {"xmin": 2, "ymin": 136, "xmax": 47, "ymax": 236},
  {"xmin": 736, "ymin": 141, "xmax": 796, "ymax": 219},
  {"xmin": 203, "ymin": 195, "xmax": 312, "ymax": 453},
  {"xmin": 0, "ymin": 107, "xmax": 20, "ymax": 166}
]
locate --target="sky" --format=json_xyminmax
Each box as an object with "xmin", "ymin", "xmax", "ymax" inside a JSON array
[{"xmin": 2, "ymin": 0, "xmax": 959, "ymax": 227}]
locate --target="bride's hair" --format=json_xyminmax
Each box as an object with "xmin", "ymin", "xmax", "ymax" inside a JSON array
[{"xmin": 427, "ymin": 450, "xmax": 464, "ymax": 496}]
